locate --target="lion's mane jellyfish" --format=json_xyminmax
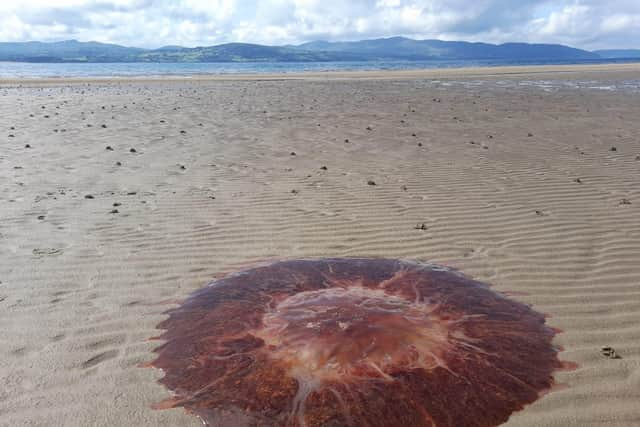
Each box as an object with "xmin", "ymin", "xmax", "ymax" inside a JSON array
[{"xmin": 151, "ymin": 258, "xmax": 572, "ymax": 427}]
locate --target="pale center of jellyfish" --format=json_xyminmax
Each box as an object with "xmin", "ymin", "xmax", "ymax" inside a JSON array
[{"xmin": 254, "ymin": 286, "xmax": 455, "ymax": 383}]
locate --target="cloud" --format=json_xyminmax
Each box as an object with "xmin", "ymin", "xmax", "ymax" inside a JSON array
[{"xmin": 0, "ymin": 0, "xmax": 638, "ymax": 49}]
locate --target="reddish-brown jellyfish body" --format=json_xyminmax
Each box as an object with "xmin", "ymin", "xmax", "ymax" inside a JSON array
[{"xmin": 151, "ymin": 258, "xmax": 571, "ymax": 427}]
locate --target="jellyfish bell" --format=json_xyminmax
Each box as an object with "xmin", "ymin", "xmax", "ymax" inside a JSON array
[{"xmin": 151, "ymin": 258, "xmax": 574, "ymax": 427}]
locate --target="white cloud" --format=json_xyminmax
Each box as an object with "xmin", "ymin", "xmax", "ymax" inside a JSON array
[{"xmin": 0, "ymin": 0, "xmax": 637, "ymax": 49}]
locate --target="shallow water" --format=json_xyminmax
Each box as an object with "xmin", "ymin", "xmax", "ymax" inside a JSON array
[{"xmin": 0, "ymin": 58, "xmax": 637, "ymax": 78}]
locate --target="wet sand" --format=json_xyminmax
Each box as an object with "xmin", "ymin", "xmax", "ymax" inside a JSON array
[{"xmin": 1, "ymin": 64, "xmax": 640, "ymax": 426}]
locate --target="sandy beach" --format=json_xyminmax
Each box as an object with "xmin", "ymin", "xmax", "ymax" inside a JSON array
[{"xmin": 1, "ymin": 63, "xmax": 640, "ymax": 426}]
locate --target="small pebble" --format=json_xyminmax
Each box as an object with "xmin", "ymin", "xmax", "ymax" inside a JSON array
[
  {"xmin": 610, "ymin": 147, "xmax": 617, "ymax": 152},
  {"xmin": 367, "ymin": 180, "xmax": 376, "ymax": 186},
  {"xmin": 600, "ymin": 346, "xmax": 620, "ymax": 359},
  {"xmin": 25, "ymin": 144, "xmax": 31, "ymax": 148},
  {"xmin": 84, "ymin": 194, "xmax": 94, "ymax": 199},
  {"xmin": 37, "ymin": 215, "xmax": 45, "ymax": 220},
  {"xmin": 105, "ymin": 146, "xmax": 113, "ymax": 151},
  {"xmin": 101, "ymin": 124, "xmax": 107, "ymax": 128},
  {"xmin": 320, "ymin": 166, "xmax": 328, "ymax": 170},
  {"xmin": 130, "ymin": 148, "xmax": 137, "ymax": 153},
  {"xmin": 415, "ymin": 223, "xmax": 428, "ymax": 231},
  {"xmin": 110, "ymin": 209, "xmax": 119, "ymax": 214}
]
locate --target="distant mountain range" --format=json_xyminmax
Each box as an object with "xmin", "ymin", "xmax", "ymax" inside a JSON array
[{"xmin": 0, "ymin": 37, "xmax": 635, "ymax": 63}]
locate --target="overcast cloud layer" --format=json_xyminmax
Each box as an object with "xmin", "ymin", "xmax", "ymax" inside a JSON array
[{"xmin": 0, "ymin": 0, "xmax": 638, "ymax": 50}]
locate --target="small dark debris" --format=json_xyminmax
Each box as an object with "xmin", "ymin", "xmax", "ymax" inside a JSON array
[
  {"xmin": 129, "ymin": 148, "xmax": 137, "ymax": 153},
  {"xmin": 101, "ymin": 124, "xmax": 107, "ymax": 128},
  {"xmin": 401, "ymin": 185, "xmax": 408, "ymax": 191},
  {"xmin": 367, "ymin": 180, "xmax": 376, "ymax": 186},
  {"xmin": 84, "ymin": 194, "xmax": 94, "ymax": 199},
  {"xmin": 180, "ymin": 165, "xmax": 186, "ymax": 170},
  {"xmin": 535, "ymin": 210, "xmax": 544, "ymax": 216},
  {"xmin": 610, "ymin": 147, "xmax": 617, "ymax": 152},
  {"xmin": 291, "ymin": 189, "xmax": 299, "ymax": 194},
  {"xmin": 116, "ymin": 161, "xmax": 122, "ymax": 166},
  {"xmin": 8, "ymin": 134, "xmax": 15, "ymax": 138},
  {"xmin": 600, "ymin": 346, "xmax": 620, "ymax": 359},
  {"xmin": 37, "ymin": 215, "xmax": 45, "ymax": 220},
  {"xmin": 574, "ymin": 178, "xmax": 582, "ymax": 184},
  {"xmin": 180, "ymin": 130, "xmax": 186, "ymax": 134},
  {"xmin": 527, "ymin": 133, "xmax": 534, "ymax": 137},
  {"xmin": 344, "ymin": 139, "xmax": 350, "ymax": 143},
  {"xmin": 418, "ymin": 142, "xmax": 423, "ymax": 147},
  {"xmin": 290, "ymin": 152, "xmax": 296, "ymax": 156},
  {"xmin": 25, "ymin": 144, "xmax": 31, "ymax": 148},
  {"xmin": 110, "ymin": 209, "xmax": 119, "ymax": 214},
  {"xmin": 105, "ymin": 146, "xmax": 113, "ymax": 151},
  {"xmin": 620, "ymin": 198, "xmax": 632, "ymax": 205},
  {"xmin": 320, "ymin": 166, "xmax": 328, "ymax": 171},
  {"xmin": 113, "ymin": 202, "xmax": 121, "ymax": 207},
  {"xmin": 415, "ymin": 223, "xmax": 428, "ymax": 231}
]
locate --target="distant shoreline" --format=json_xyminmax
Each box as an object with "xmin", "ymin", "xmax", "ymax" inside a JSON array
[{"xmin": 2, "ymin": 62, "xmax": 639, "ymax": 84}]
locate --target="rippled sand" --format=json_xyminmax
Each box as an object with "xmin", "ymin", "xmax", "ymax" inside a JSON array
[{"xmin": 1, "ymin": 64, "xmax": 640, "ymax": 426}]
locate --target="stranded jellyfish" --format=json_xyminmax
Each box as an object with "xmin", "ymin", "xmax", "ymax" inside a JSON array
[{"xmin": 151, "ymin": 258, "xmax": 572, "ymax": 427}]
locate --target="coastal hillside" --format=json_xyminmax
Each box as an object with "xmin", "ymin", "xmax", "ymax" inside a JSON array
[{"xmin": 0, "ymin": 37, "xmax": 601, "ymax": 63}]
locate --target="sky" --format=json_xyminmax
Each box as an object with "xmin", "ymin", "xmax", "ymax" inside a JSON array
[{"xmin": 0, "ymin": 0, "xmax": 638, "ymax": 50}]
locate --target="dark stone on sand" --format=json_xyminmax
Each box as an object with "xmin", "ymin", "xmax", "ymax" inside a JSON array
[
  {"xmin": 290, "ymin": 152, "xmax": 296, "ymax": 156},
  {"xmin": 180, "ymin": 130, "xmax": 186, "ymax": 134},
  {"xmin": 101, "ymin": 124, "xmax": 107, "ymax": 128},
  {"xmin": 113, "ymin": 202, "xmax": 121, "ymax": 207},
  {"xmin": 418, "ymin": 142, "xmax": 423, "ymax": 147},
  {"xmin": 25, "ymin": 144, "xmax": 31, "ymax": 148},
  {"xmin": 116, "ymin": 162, "xmax": 122, "ymax": 166},
  {"xmin": 84, "ymin": 195, "xmax": 94, "ymax": 199},
  {"xmin": 110, "ymin": 209, "xmax": 119, "ymax": 214},
  {"xmin": 574, "ymin": 178, "xmax": 582, "ymax": 184},
  {"xmin": 610, "ymin": 147, "xmax": 617, "ymax": 152},
  {"xmin": 528, "ymin": 133, "xmax": 534, "ymax": 137},
  {"xmin": 344, "ymin": 139, "xmax": 350, "ymax": 143},
  {"xmin": 8, "ymin": 134, "xmax": 14, "ymax": 138},
  {"xmin": 601, "ymin": 346, "xmax": 620, "ymax": 359},
  {"xmin": 620, "ymin": 198, "xmax": 632, "ymax": 205},
  {"xmin": 367, "ymin": 180, "xmax": 376, "ymax": 186},
  {"xmin": 106, "ymin": 146, "xmax": 113, "ymax": 151},
  {"xmin": 535, "ymin": 210, "xmax": 544, "ymax": 216},
  {"xmin": 180, "ymin": 165, "xmax": 186, "ymax": 170},
  {"xmin": 37, "ymin": 215, "xmax": 45, "ymax": 220},
  {"xmin": 291, "ymin": 189, "xmax": 299, "ymax": 194},
  {"xmin": 401, "ymin": 185, "xmax": 408, "ymax": 191},
  {"xmin": 320, "ymin": 166, "xmax": 328, "ymax": 170},
  {"xmin": 130, "ymin": 148, "xmax": 137, "ymax": 153}
]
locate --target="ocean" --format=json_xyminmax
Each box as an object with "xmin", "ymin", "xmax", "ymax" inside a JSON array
[{"xmin": 0, "ymin": 58, "xmax": 637, "ymax": 78}]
